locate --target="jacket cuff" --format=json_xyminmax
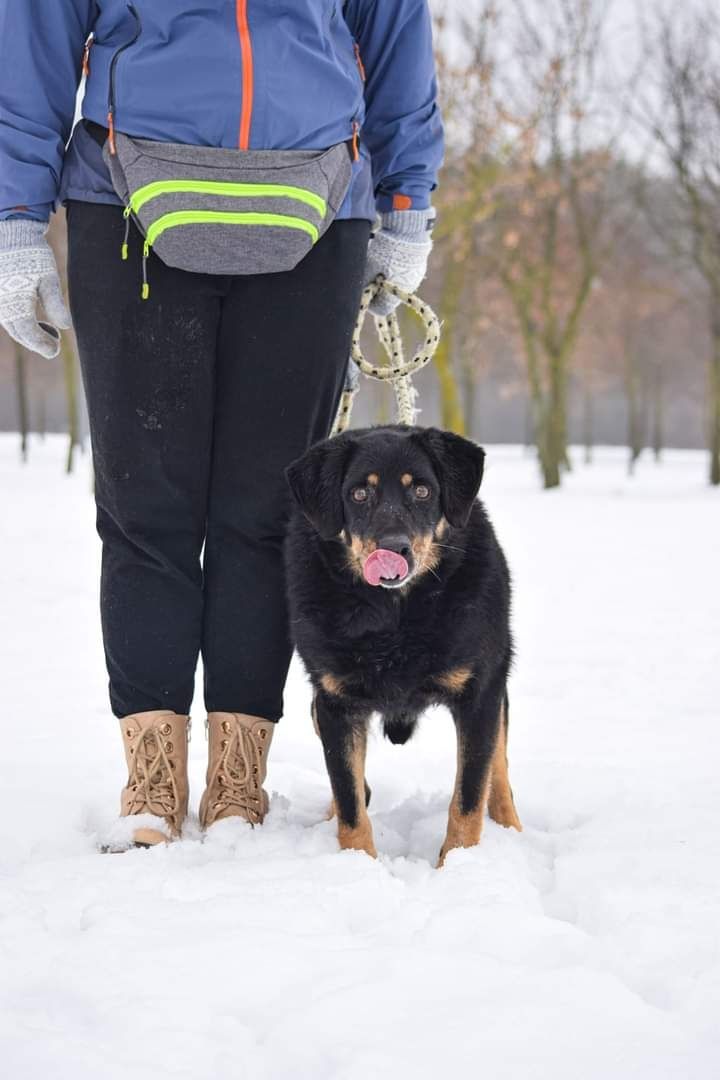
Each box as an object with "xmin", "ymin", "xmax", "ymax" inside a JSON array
[
  {"xmin": 376, "ymin": 191, "xmax": 432, "ymax": 213},
  {"xmin": 0, "ymin": 219, "xmax": 48, "ymax": 250},
  {"xmin": 0, "ymin": 203, "xmax": 52, "ymax": 224},
  {"xmin": 379, "ymin": 207, "xmax": 435, "ymax": 239}
]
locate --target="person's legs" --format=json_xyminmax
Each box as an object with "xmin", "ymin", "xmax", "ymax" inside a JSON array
[
  {"xmin": 202, "ymin": 220, "xmax": 370, "ymax": 720},
  {"xmin": 66, "ymin": 201, "xmax": 225, "ymax": 718}
]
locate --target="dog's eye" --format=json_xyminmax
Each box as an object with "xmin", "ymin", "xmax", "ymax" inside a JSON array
[
  {"xmin": 415, "ymin": 484, "xmax": 431, "ymax": 500},
  {"xmin": 352, "ymin": 487, "xmax": 369, "ymax": 503}
]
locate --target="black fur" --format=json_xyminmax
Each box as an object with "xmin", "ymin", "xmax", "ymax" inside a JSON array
[
  {"xmin": 382, "ymin": 710, "xmax": 418, "ymax": 745},
  {"xmin": 284, "ymin": 425, "xmax": 514, "ymax": 855}
]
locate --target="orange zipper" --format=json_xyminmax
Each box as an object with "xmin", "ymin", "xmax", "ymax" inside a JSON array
[
  {"xmin": 353, "ymin": 42, "xmax": 366, "ymax": 83},
  {"xmin": 107, "ymin": 110, "xmax": 116, "ymax": 155},
  {"xmin": 236, "ymin": 0, "xmax": 254, "ymax": 149}
]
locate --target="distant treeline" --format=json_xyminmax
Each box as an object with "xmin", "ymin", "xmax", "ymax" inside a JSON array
[{"xmin": 2, "ymin": 0, "xmax": 719, "ymax": 486}]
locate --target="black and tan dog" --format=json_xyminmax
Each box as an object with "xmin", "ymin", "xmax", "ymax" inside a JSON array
[{"xmin": 284, "ymin": 425, "xmax": 522, "ymax": 866}]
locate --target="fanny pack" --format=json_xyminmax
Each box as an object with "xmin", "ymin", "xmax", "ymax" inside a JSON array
[{"xmin": 87, "ymin": 122, "xmax": 355, "ymax": 297}]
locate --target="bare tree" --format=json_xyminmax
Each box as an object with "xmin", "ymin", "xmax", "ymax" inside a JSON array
[
  {"xmin": 436, "ymin": 0, "xmax": 627, "ymax": 486},
  {"xmin": 432, "ymin": 4, "xmax": 508, "ymax": 434},
  {"xmin": 640, "ymin": 9, "xmax": 720, "ymax": 484}
]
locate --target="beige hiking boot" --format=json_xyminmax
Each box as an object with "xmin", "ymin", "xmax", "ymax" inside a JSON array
[
  {"xmin": 199, "ymin": 712, "xmax": 274, "ymax": 829},
  {"xmin": 119, "ymin": 711, "xmax": 190, "ymax": 846}
]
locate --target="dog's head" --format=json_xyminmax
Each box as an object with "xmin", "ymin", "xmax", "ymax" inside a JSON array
[{"xmin": 285, "ymin": 426, "xmax": 485, "ymax": 589}]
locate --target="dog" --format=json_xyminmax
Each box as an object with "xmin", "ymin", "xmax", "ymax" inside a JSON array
[{"xmin": 284, "ymin": 424, "xmax": 522, "ymax": 866}]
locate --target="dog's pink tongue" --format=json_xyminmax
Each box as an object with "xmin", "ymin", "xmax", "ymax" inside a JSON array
[{"xmin": 363, "ymin": 548, "xmax": 409, "ymax": 587}]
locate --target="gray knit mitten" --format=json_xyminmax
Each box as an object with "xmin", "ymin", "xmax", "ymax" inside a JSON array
[
  {"xmin": 0, "ymin": 220, "xmax": 71, "ymax": 359},
  {"xmin": 363, "ymin": 208, "xmax": 434, "ymax": 317}
]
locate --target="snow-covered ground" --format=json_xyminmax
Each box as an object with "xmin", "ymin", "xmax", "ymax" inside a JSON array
[{"xmin": 1, "ymin": 435, "xmax": 718, "ymax": 1079}]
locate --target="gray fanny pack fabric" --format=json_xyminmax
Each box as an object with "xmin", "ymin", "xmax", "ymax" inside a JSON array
[{"xmin": 103, "ymin": 133, "xmax": 354, "ymax": 283}]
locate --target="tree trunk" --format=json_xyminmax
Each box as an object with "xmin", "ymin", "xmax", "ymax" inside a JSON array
[
  {"xmin": 651, "ymin": 363, "xmax": 664, "ymax": 463},
  {"xmin": 62, "ymin": 336, "xmax": 80, "ymax": 474},
  {"xmin": 559, "ymin": 411, "xmax": 572, "ymax": 473},
  {"xmin": 625, "ymin": 351, "xmax": 645, "ymax": 475},
  {"xmin": 710, "ymin": 329, "xmax": 720, "ymax": 486},
  {"xmin": 523, "ymin": 399, "xmax": 534, "ymax": 453},
  {"xmin": 434, "ymin": 325, "xmax": 465, "ymax": 434},
  {"xmin": 15, "ymin": 345, "xmax": 29, "ymax": 463},
  {"xmin": 462, "ymin": 358, "xmax": 477, "ymax": 439},
  {"xmin": 434, "ymin": 259, "xmax": 466, "ymax": 435},
  {"xmin": 537, "ymin": 427, "xmax": 561, "ymax": 488},
  {"xmin": 375, "ymin": 383, "xmax": 390, "ymax": 425},
  {"xmin": 537, "ymin": 350, "xmax": 567, "ymax": 489},
  {"xmin": 37, "ymin": 388, "xmax": 46, "ymax": 440},
  {"xmin": 582, "ymin": 380, "xmax": 594, "ymax": 465}
]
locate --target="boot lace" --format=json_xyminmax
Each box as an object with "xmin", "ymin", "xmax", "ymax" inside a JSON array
[
  {"xmin": 211, "ymin": 724, "xmax": 264, "ymax": 824},
  {"xmin": 127, "ymin": 728, "xmax": 179, "ymax": 819}
]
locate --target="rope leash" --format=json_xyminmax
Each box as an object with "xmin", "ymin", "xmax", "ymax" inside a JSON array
[{"xmin": 331, "ymin": 276, "xmax": 441, "ymax": 435}]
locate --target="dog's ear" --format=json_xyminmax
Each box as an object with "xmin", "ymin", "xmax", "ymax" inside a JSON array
[
  {"xmin": 285, "ymin": 434, "xmax": 355, "ymax": 540},
  {"xmin": 411, "ymin": 427, "xmax": 485, "ymax": 528}
]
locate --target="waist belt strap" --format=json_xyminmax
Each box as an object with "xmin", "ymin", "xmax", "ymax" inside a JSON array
[{"xmin": 84, "ymin": 119, "xmax": 358, "ymax": 161}]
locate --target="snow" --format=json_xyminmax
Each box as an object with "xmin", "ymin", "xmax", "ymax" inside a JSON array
[{"xmin": 1, "ymin": 435, "xmax": 718, "ymax": 1080}]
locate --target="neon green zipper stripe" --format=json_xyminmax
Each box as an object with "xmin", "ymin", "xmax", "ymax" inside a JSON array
[
  {"xmin": 145, "ymin": 210, "xmax": 319, "ymax": 248},
  {"xmin": 130, "ymin": 179, "xmax": 326, "ymax": 218}
]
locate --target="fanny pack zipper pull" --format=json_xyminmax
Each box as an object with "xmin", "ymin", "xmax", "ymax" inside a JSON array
[
  {"xmin": 141, "ymin": 240, "xmax": 150, "ymax": 300},
  {"xmin": 121, "ymin": 206, "xmax": 131, "ymax": 260},
  {"xmin": 352, "ymin": 122, "xmax": 360, "ymax": 162}
]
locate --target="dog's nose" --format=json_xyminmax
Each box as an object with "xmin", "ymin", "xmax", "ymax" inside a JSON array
[{"xmin": 377, "ymin": 534, "xmax": 412, "ymax": 561}]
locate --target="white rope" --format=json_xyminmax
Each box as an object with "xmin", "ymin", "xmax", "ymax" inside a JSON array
[{"xmin": 331, "ymin": 276, "xmax": 441, "ymax": 435}]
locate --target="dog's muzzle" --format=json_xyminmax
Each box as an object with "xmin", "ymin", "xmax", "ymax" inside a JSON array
[{"xmin": 363, "ymin": 535, "xmax": 412, "ymax": 587}]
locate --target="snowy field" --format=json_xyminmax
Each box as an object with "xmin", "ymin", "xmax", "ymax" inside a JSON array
[{"xmin": 1, "ymin": 434, "xmax": 718, "ymax": 1079}]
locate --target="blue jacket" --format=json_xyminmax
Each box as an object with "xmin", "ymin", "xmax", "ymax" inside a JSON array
[{"xmin": 0, "ymin": 0, "xmax": 444, "ymax": 223}]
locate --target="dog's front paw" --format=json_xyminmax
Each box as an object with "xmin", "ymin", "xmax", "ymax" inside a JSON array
[
  {"xmin": 437, "ymin": 839, "xmax": 458, "ymax": 868},
  {"xmin": 437, "ymin": 838, "xmax": 475, "ymax": 868},
  {"xmin": 338, "ymin": 819, "xmax": 377, "ymax": 859},
  {"xmin": 437, "ymin": 823, "xmax": 483, "ymax": 868}
]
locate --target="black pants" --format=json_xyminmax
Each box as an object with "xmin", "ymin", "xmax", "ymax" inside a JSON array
[{"xmin": 66, "ymin": 201, "xmax": 369, "ymax": 720}]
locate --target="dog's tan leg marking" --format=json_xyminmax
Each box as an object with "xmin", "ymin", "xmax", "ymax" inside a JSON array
[
  {"xmin": 437, "ymin": 731, "xmax": 491, "ymax": 868},
  {"xmin": 488, "ymin": 700, "xmax": 522, "ymax": 831},
  {"xmin": 436, "ymin": 666, "xmax": 473, "ymax": 694},
  {"xmin": 336, "ymin": 726, "xmax": 376, "ymax": 858},
  {"xmin": 320, "ymin": 673, "xmax": 345, "ymax": 697}
]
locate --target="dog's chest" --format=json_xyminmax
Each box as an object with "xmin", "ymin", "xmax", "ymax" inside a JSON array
[
  {"xmin": 299, "ymin": 582, "xmax": 475, "ymax": 706},
  {"xmin": 334, "ymin": 620, "xmax": 454, "ymax": 705}
]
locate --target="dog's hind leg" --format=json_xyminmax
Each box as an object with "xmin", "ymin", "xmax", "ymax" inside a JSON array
[
  {"xmin": 487, "ymin": 692, "xmax": 522, "ymax": 831},
  {"xmin": 438, "ymin": 680, "xmax": 504, "ymax": 867},
  {"xmin": 315, "ymin": 692, "xmax": 376, "ymax": 858}
]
